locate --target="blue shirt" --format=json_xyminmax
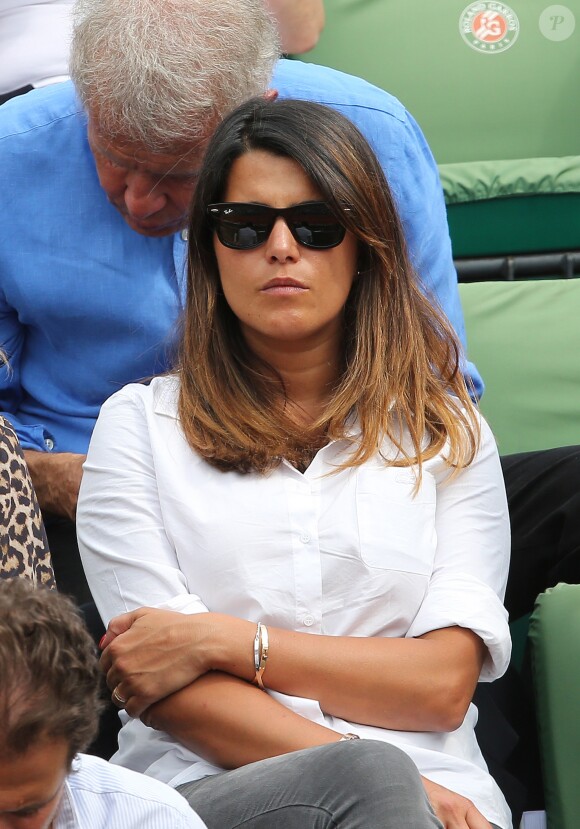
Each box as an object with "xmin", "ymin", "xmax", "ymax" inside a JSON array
[{"xmin": 0, "ymin": 61, "xmax": 482, "ymax": 454}]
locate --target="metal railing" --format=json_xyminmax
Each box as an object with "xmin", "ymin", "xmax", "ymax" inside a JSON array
[{"xmin": 455, "ymin": 251, "xmax": 580, "ymax": 283}]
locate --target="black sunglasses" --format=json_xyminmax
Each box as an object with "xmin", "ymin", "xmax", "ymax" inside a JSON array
[{"xmin": 206, "ymin": 201, "xmax": 348, "ymax": 250}]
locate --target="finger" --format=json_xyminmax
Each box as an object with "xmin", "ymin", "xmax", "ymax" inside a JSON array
[
  {"xmin": 99, "ymin": 630, "xmax": 115, "ymax": 651},
  {"xmin": 111, "ymin": 684, "xmax": 127, "ymax": 709},
  {"xmin": 104, "ymin": 663, "xmax": 119, "ymax": 692},
  {"xmin": 102, "ymin": 643, "xmax": 131, "ymax": 691},
  {"xmin": 140, "ymin": 705, "xmax": 153, "ymax": 729},
  {"xmin": 126, "ymin": 695, "xmax": 150, "ymax": 719},
  {"xmin": 111, "ymin": 688, "xmax": 145, "ymax": 720},
  {"xmin": 99, "ymin": 609, "xmax": 149, "ymax": 670},
  {"xmin": 99, "ymin": 642, "xmax": 114, "ymax": 674},
  {"xmin": 465, "ymin": 805, "xmax": 492, "ymax": 829},
  {"xmin": 432, "ymin": 806, "xmax": 469, "ymax": 829},
  {"xmin": 103, "ymin": 660, "xmax": 153, "ymax": 715},
  {"xmin": 107, "ymin": 609, "xmax": 144, "ymax": 637},
  {"xmin": 97, "ymin": 614, "xmax": 137, "ymax": 667}
]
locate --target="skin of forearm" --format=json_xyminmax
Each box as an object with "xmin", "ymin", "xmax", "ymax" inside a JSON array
[
  {"xmin": 211, "ymin": 619, "xmax": 485, "ymax": 733},
  {"xmin": 103, "ymin": 609, "xmax": 484, "ymax": 733},
  {"xmin": 24, "ymin": 449, "xmax": 86, "ymax": 520},
  {"xmin": 143, "ymin": 670, "xmax": 341, "ymax": 768}
]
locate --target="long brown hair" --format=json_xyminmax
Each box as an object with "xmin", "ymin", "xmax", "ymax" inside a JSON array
[{"xmin": 178, "ymin": 97, "xmax": 479, "ymax": 475}]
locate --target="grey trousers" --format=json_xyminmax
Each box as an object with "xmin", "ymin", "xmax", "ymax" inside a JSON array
[{"xmin": 177, "ymin": 740, "xmax": 444, "ymax": 828}]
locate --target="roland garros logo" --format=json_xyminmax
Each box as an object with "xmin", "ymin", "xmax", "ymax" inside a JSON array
[{"xmin": 460, "ymin": 2, "xmax": 520, "ymax": 53}]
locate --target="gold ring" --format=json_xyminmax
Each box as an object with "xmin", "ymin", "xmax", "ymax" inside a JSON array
[{"xmin": 112, "ymin": 686, "xmax": 127, "ymax": 707}]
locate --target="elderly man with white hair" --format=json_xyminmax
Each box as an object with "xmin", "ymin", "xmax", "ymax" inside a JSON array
[{"xmin": 0, "ymin": 0, "xmax": 481, "ymax": 601}]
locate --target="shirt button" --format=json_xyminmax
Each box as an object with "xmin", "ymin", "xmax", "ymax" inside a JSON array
[
  {"xmin": 299, "ymin": 532, "xmax": 311, "ymax": 544},
  {"xmin": 303, "ymin": 615, "xmax": 315, "ymax": 627},
  {"xmin": 45, "ymin": 438, "xmax": 54, "ymax": 450}
]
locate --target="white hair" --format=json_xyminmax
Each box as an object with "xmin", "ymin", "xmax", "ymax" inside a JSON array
[{"xmin": 70, "ymin": 0, "xmax": 280, "ymax": 152}]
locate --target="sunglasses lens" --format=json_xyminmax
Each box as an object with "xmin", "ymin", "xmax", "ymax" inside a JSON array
[
  {"xmin": 215, "ymin": 210, "xmax": 269, "ymax": 249},
  {"xmin": 209, "ymin": 203, "xmax": 346, "ymax": 250},
  {"xmin": 293, "ymin": 216, "xmax": 345, "ymax": 249},
  {"xmin": 285, "ymin": 204, "xmax": 346, "ymax": 249}
]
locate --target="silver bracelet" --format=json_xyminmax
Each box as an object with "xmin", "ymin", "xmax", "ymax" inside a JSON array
[
  {"xmin": 339, "ymin": 733, "xmax": 360, "ymax": 741},
  {"xmin": 253, "ymin": 622, "xmax": 269, "ymax": 690}
]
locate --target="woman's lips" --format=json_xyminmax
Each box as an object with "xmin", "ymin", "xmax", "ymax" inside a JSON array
[{"xmin": 261, "ymin": 277, "xmax": 308, "ymax": 293}]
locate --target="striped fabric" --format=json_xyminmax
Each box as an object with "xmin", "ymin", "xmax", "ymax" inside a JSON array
[{"xmin": 54, "ymin": 754, "xmax": 207, "ymax": 828}]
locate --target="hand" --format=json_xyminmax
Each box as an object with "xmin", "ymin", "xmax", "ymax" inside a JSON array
[
  {"xmin": 100, "ymin": 607, "xmax": 242, "ymax": 718},
  {"xmin": 24, "ymin": 450, "xmax": 86, "ymax": 521},
  {"xmin": 421, "ymin": 777, "xmax": 492, "ymax": 829}
]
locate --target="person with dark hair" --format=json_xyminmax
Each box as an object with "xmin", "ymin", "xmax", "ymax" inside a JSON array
[
  {"xmin": 78, "ymin": 98, "xmax": 511, "ymax": 829},
  {"xmin": 0, "ymin": 580, "xmax": 208, "ymax": 828},
  {"xmin": 0, "ymin": 414, "xmax": 54, "ymax": 586}
]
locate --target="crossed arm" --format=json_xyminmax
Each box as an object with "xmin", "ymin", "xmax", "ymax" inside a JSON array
[
  {"xmin": 100, "ymin": 608, "xmax": 492, "ymax": 829},
  {"xmin": 101, "ymin": 608, "xmax": 484, "ymax": 731}
]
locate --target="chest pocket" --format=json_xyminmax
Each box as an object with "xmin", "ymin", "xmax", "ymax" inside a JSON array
[{"xmin": 356, "ymin": 467, "xmax": 437, "ymax": 573}]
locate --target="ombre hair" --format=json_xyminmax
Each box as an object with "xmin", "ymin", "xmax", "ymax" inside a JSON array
[{"xmin": 178, "ymin": 97, "xmax": 479, "ymax": 476}]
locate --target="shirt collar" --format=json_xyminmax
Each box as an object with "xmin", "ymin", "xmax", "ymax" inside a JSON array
[{"xmin": 52, "ymin": 757, "xmax": 82, "ymax": 829}]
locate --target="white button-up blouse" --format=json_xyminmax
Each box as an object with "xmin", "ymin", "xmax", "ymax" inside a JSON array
[{"xmin": 77, "ymin": 376, "xmax": 512, "ymax": 829}]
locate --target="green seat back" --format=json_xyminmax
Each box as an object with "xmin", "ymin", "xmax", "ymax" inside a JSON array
[
  {"xmin": 459, "ymin": 279, "xmax": 580, "ymax": 455},
  {"xmin": 441, "ymin": 158, "xmax": 580, "ymax": 258},
  {"xmin": 303, "ymin": 2, "xmax": 580, "ymax": 258},
  {"xmin": 303, "ymin": 0, "xmax": 580, "ymax": 164},
  {"xmin": 529, "ymin": 584, "xmax": 580, "ymax": 829}
]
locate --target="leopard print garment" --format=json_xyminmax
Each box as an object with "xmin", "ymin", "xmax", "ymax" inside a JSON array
[{"xmin": 0, "ymin": 416, "xmax": 55, "ymax": 587}]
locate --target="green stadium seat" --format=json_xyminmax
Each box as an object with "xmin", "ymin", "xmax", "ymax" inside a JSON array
[{"xmin": 303, "ymin": 0, "xmax": 580, "ymax": 262}]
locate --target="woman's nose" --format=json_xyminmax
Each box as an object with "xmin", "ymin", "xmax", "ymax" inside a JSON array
[{"xmin": 264, "ymin": 217, "xmax": 300, "ymax": 262}]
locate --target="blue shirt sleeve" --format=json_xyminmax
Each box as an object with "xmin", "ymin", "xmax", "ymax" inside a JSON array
[
  {"xmin": 0, "ymin": 83, "xmax": 183, "ymax": 455},
  {"xmin": 394, "ymin": 109, "xmax": 483, "ymax": 399},
  {"xmin": 0, "ymin": 288, "xmax": 55, "ymax": 450}
]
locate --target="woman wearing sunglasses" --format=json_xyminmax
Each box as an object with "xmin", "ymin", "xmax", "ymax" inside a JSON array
[{"xmin": 78, "ymin": 98, "xmax": 511, "ymax": 829}]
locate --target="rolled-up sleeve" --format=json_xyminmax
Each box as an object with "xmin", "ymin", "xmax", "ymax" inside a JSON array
[{"xmin": 407, "ymin": 416, "xmax": 511, "ymax": 681}]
